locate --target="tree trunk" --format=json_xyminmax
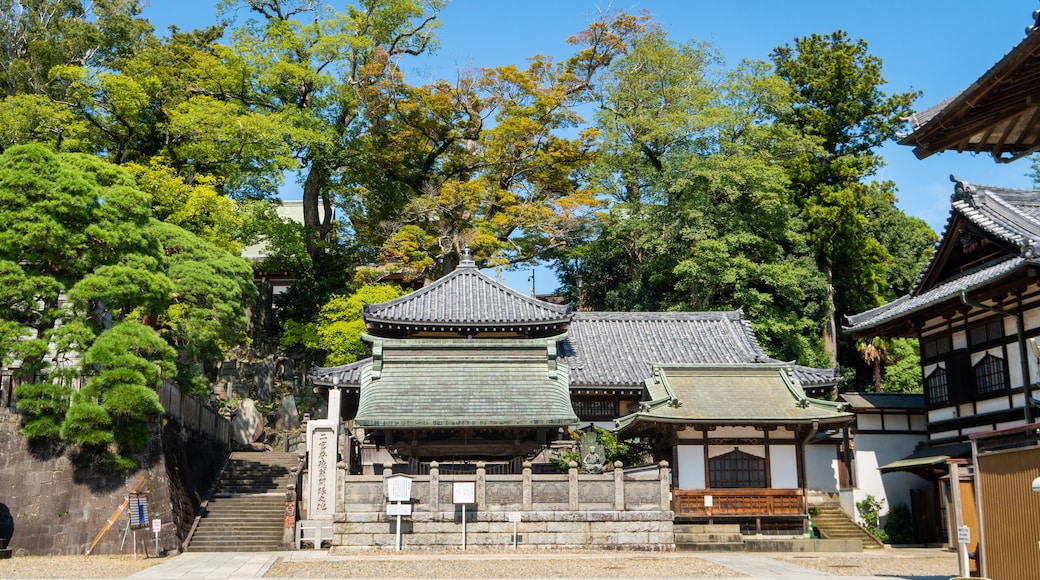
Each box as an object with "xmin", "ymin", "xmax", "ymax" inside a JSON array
[{"xmin": 823, "ymin": 265, "xmax": 838, "ymax": 367}]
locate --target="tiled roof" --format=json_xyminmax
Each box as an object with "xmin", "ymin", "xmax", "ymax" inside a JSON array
[
  {"xmin": 353, "ymin": 337, "xmax": 577, "ymax": 428},
  {"xmin": 846, "ymin": 180, "xmax": 1040, "ymax": 334},
  {"xmin": 838, "ymin": 392, "xmax": 925, "ymax": 411},
  {"xmin": 363, "ymin": 257, "xmax": 571, "ymax": 328},
  {"xmin": 309, "ymin": 359, "xmax": 365, "ymax": 385},
  {"xmin": 898, "ymin": 25, "xmax": 1040, "ymax": 162},
  {"xmin": 313, "ymin": 309, "xmax": 840, "ymax": 390},
  {"xmin": 561, "ymin": 311, "xmax": 837, "ymax": 389},
  {"xmin": 949, "ymin": 181, "xmax": 1040, "ymax": 251},
  {"xmin": 615, "ymin": 364, "xmax": 851, "ymax": 434},
  {"xmin": 845, "ymin": 256, "xmax": 1026, "ymax": 333}
]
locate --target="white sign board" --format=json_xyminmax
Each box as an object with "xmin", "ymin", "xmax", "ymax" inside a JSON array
[
  {"xmin": 151, "ymin": 519, "xmax": 161, "ymax": 534},
  {"xmin": 508, "ymin": 512, "xmax": 521, "ymax": 523},
  {"xmin": 453, "ymin": 481, "xmax": 476, "ymax": 504},
  {"xmin": 957, "ymin": 525, "xmax": 971, "ymax": 545},
  {"xmin": 387, "ymin": 503, "xmax": 413, "ymax": 516},
  {"xmin": 387, "ymin": 475, "xmax": 413, "ymax": 502},
  {"xmin": 703, "ymin": 495, "xmax": 713, "ymax": 507}
]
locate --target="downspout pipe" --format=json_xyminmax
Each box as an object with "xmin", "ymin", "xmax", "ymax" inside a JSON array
[
  {"xmin": 959, "ymin": 291, "xmax": 1034, "ymax": 423},
  {"xmin": 801, "ymin": 420, "xmax": 819, "ymax": 535}
]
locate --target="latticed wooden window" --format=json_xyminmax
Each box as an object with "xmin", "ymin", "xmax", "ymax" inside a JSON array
[
  {"xmin": 974, "ymin": 354, "xmax": 1007, "ymax": 395},
  {"xmin": 925, "ymin": 367, "xmax": 948, "ymax": 405},
  {"xmin": 572, "ymin": 397, "xmax": 619, "ymax": 421},
  {"xmin": 709, "ymin": 449, "xmax": 767, "ymax": 488}
]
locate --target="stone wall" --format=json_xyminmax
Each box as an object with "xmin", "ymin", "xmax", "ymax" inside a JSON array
[
  {"xmin": 0, "ymin": 408, "xmax": 225, "ymax": 556},
  {"xmin": 325, "ymin": 461, "xmax": 675, "ymax": 551}
]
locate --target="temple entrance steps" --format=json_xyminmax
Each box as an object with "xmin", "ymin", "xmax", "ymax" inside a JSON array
[
  {"xmin": 674, "ymin": 524, "xmax": 746, "ymax": 551},
  {"xmin": 186, "ymin": 452, "xmax": 297, "ymax": 552},
  {"xmin": 810, "ymin": 504, "xmax": 885, "ymax": 549}
]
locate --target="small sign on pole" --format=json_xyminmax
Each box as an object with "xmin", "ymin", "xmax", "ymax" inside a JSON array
[
  {"xmin": 151, "ymin": 519, "xmax": 161, "ymax": 557},
  {"xmin": 453, "ymin": 482, "xmax": 476, "ymax": 551},
  {"xmin": 508, "ymin": 512, "xmax": 521, "ymax": 549},
  {"xmin": 957, "ymin": 525, "xmax": 971, "ymax": 545},
  {"xmin": 386, "ymin": 474, "xmax": 414, "ymax": 551}
]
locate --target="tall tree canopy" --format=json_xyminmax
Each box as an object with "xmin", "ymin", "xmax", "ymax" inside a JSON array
[{"xmin": 0, "ymin": 144, "xmax": 254, "ymax": 466}]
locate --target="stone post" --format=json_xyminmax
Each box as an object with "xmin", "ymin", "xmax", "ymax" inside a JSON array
[
  {"xmin": 613, "ymin": 461, "xmax": 625, "ymax": 510},
  {"xmin": 658, "ymin": 460, "xmax": 671, "ymax": 511},
  {"xmin": 476, "ymin": 461, "xmax": 487, "ymax": 511},
  {"xmin": 568, "ymin": 461, "xmax": 579, "ymax": 511},
  {"xmin": 283, "ymin": 482, "xmax": 297, "ymax": 548},
  {"xmin": 522, "ymin": 461, "xmax": 532, "ymax": 511},
  {"xmin": 429, "ymin": 462, "xmax": 440, "ymax": 513},
  {"xmin": 336, "ymin": 460, "xmax": 346, "ymax": 514}
]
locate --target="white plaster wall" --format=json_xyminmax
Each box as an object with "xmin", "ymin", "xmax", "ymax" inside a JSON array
[
  {"xmin": 858, "ymin": 415, "xmax": 883, "ymax": 430},
  {"xmin": 910, "ymin": 415, "xmax": 927, "ymax": 431},
  {"xmin": 1026, "ymin": 307, "xmax": 1040, "ymax": 331},
  {"xmin": 769, "ymin": 445, "xmax": 798, "ymax": 488},
  {"xmin": 952, "ymin": 331, "xmax": 967, "ymax": 350},
  {"xmin": 1008, "ymin": 345, "xmax": 1024, "ymax": 388},
  {"xmin": 677, "ymin": 445, "xmax": 705, "ymax": 489},
  {"xmin": 851, "ymin": 433, "xmax": 929, "ymax": 519},
  {"xmin": 805, "ymin": 445, "xmax": 839, "ymax": 493},
  {"xmin": 929, "ymin": 407, "xmax": 956, "ymax": 422},
  {"xmin": 976, "ymin": 396, "xmax": 1011, "ymax": 414}
]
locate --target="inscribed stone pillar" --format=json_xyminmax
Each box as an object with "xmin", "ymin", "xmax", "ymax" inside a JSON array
[{"xmin": 305, "ymin": 386, "xmax": 343, "ymax": 519}]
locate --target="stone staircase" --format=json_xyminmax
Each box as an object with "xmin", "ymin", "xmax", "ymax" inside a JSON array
[
  {"xmin": 186, "ymin": 452, "xmax": 299, "ymax": 552},
  {"xmin": 674, "ymin": 524, "xmax": 746, "ymax": 551},
  {"xmin": 810, "ymin": 504, "xmax": 885, "ymax": 549}
]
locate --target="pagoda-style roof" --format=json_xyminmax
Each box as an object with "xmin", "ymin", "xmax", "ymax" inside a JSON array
[
  {"xmin": 615, "ymin": 364, "xmax": 852, "ymax": 436},
  {"xmin": 900, "ymin": 17, "xmax": 1040, "ymax": 162},
  {"xmin": 352, "ymin": 335, "xmax": 577, "ymax": 429},
  {"xmin": 362, "ymin": 253, "xmax": 572, "ymax": 335},
  {"xmin": 846, "ymin": 179, "xmax": 1040, "ymax": 336}
]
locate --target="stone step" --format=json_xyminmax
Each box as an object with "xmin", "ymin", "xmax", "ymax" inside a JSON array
[
  {"xmin": 675, "ymin": 533, "xmax": 745, "ymax": 543},
  {"xmin": 675, "ymin": 542, "xmax": 746, "ymax": 552}
]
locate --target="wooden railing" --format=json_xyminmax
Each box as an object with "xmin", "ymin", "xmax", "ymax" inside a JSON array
[{"xmin": 672, "ymin": 488, "xmax": 803, "ymax": 518}]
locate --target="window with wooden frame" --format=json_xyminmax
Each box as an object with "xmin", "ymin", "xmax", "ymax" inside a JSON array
[
  {"xmin": 921, "ymin": 335, "xmax": 952, "ymax": 362},
  {"xmin": 571, "ymin": 397, "xmax": 620, "ymax": 421},
  {"xmin": 925, "ymin": 366, "xmax": 949, "ymax": 406},
  {"xmin": 974, "ymin": 354, "xmax": 1008, "ymax": 395},
  {"xmin": 708, "ymin": 449, "xmax": 767, "ymax": 488},
  {"xmin": 968, "ymin": 319, "xmax": 1004, "ymax": 347}
]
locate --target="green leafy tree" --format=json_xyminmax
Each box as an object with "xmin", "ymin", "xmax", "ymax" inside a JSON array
[
  {"xmin": 287, "ymin": 283, "xmax": 410, "ymax": 365},
  {"xmin": 563, "ymin": 32, "xmax": 829, "ymax": 365},
  {"xmin": 770, "ymin": 31, "xmax": 919, "ymax": 365},
  {"xmin": 63, "ymin": 321, "xmax": 175, "ymax": 470}
]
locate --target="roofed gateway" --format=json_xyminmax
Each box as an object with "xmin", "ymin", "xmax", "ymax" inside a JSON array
[{"xmin": 301, "ymin": 249, "xmax": 850, "ymax": 546}]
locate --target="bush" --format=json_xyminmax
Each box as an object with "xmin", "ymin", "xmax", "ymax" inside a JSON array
[
  {"xmin": 884, "ymin": 503, "xmax": 914, "ymax": 544},
  {"xmin": 856, "ymin": 494, "xmax": 889, "ymax": 542}
]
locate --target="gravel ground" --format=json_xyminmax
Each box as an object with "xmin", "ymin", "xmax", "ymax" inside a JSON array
[
  {"xmin": 268, "ymin": 552, "xmax": 740, "ymax": 577},
  {"xmin": 776, "ymin": 549, "xmax": 960, "ymax": 577},
  {"xmin": 0, "ymin": 548, "xmax": 961, "ymax": 579},
  {"xmin": 268, "ymin": 551, "xmax": 740, "ymax": 578},
  {"xmin": 0, "ymin": 555, "xmax": 160, "ymax": 579}
]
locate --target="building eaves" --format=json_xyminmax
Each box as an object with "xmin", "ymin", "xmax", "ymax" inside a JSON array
[{"xmin": 845, "ymin": 255, "xmax": 1027, "ymax": 334}]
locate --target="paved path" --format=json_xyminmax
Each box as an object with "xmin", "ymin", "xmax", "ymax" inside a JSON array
[{"xmin": 129, "ymin": 550, "xmax": 955, "ymax": 580}]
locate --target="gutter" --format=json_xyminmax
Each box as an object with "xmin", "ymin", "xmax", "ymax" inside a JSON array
[{"xmin": 959, "ymin": 291, "xmax": 1034, "ymax": 423}]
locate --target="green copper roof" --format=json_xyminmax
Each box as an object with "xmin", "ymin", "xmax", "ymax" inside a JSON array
[
  {"xmin": 615, "ymin": 364, "xmax": 852, "ymax": 434},
  {"xmin": 354, "ymin": 335, "xmax": 578, "ymax": 429}
]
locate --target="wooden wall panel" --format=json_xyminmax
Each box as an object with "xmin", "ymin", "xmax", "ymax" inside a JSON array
[{"xmin": 978, "ymin": 447, "xmax": 1040, "ymax": 580}]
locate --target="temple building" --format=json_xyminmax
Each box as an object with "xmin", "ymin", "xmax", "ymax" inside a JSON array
[{"xmin": 308, "ymin": 250, "xmax": 851, "ymax": 538}]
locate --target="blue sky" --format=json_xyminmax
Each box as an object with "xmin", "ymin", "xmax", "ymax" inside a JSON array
[{"xmin": 142, "ymin": 1, "xmax": 1040, "ymax": 293}]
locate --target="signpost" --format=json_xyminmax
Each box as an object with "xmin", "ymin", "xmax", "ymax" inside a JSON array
[
  {"xmin": 151, "ymin": 519, "xmax": 161, "ymax": 558},
  {"xmin": 453, "ymin": 482, "xmax": 476, "ymax": 551},
  {"xmin": 386, "ymin": 475, "xmax": 413, "ymax": 551},
  {"xmin": 508, "ymin": 512, "xmax": 521, "ymax": 550},
  {"xmin": 127, "ymin": 493, "xmax": 148, "ymax": 559}
]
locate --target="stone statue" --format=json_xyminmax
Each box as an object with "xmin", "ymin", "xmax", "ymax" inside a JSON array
[{"xmin": 579, "ymin": 431, "xmax": 605, "ymax": 474}]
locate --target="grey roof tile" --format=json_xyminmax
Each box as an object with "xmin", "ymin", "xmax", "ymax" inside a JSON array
[
  {"xmin": 846, "ymin": 180, "xmax": 1040, "ymax": 333},
  {"xmin": 839, "ymin": 392, "xmax": 925, "ymax": 411},
  {"xmin": 363, "ymin": 259, "xmax": 571, "ymax": 327},
  {"xmin": 313, "ymin": 309, "xmax": 839, "ymax": 391}
]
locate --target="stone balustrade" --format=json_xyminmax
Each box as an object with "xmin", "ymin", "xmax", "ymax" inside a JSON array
[{"xmin": 326, "ymin": 460, "xmax": 675, "ymax": 551}]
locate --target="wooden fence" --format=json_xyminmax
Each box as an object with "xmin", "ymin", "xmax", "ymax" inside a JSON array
[{"xmin": 158, "ymin": 380, "xmax": 230, "ymax": 446}]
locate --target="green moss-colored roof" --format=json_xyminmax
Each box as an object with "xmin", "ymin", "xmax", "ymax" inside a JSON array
[
  {"xmin": 615, "ymin": 364, "xmax": 851, "ymax": 435},
  {"xmin": 354, "ymin": 335, "xmax": 578, "ymax": 429}
]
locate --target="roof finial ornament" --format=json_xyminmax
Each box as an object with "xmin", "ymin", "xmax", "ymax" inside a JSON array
[
  {"xmin": 950, "ymin": 174, "xmax": 976, "ymax": 202},
  {"xmin": 459, "ymin": 245, "xmax": 476, "ymax": 268},
  {"xmin": 1028, "ymin": 8, "xmax": 1040, "ymax": 35}
]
